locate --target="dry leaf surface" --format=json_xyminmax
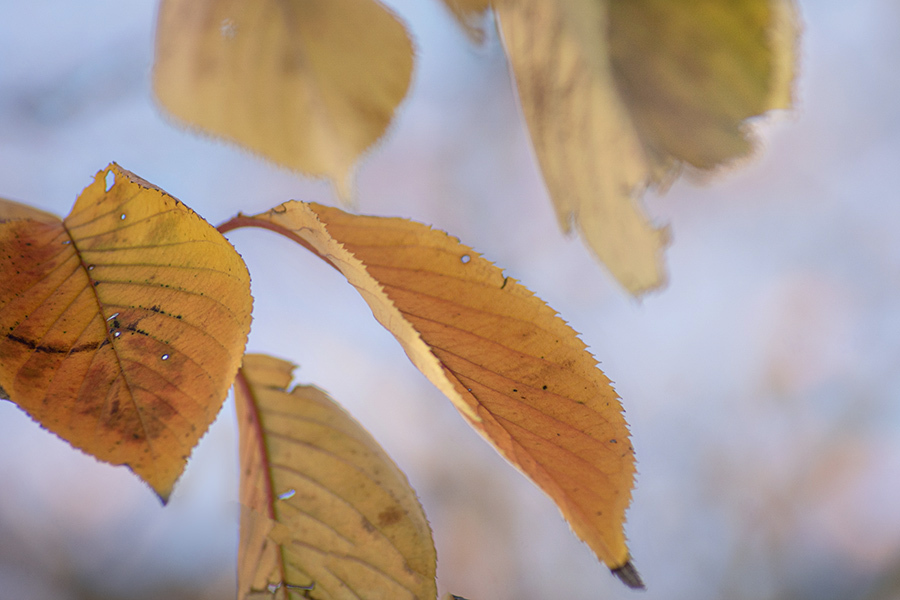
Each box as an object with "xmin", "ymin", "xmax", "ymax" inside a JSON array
[
  {"xmin": 235, "ymin": 353, "xmax": 436, "ymax": 600},
  {"xmin": 224, "ymin": 202, "xmax": 639, "ymax": 581},
  {"xmin": 153, "ymin": 0, "xmax": 414, "ymax": 199},
  {"xmin": 495, "ymin": 0, "xmax": 797, "ymax": 295},
  {"xmin": 0, "ymin": 164, "xmax": 252, "ymax": 499}
]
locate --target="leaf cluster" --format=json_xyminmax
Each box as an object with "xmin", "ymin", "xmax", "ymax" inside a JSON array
[{"xmin": 0, "ymin": 0, "xmax": 797, "ymax": 597}]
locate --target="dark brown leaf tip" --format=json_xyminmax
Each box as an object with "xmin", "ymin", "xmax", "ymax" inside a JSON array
[{"xmin": 611, "ymin": 558, "xmax": 645, "ymax": 590}]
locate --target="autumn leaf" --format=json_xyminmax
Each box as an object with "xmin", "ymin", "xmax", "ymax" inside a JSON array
[
  {"xmin": 153, "ymin": 0, "xmax": 414, "ymax": 200},
  {"xmin": 0, "ymin": 164, "xmax": 252, "ymax": 500},
  {"xmin": 234, "ymin": 353, "xmax": 437, "ymax": 600},
  {"xmin": 220, "ymin": 203, "xmax": 642, "ymax": 587},
  {"xmin": 494, "ymin": 0, "xmax": 797, "ymax": 295}
]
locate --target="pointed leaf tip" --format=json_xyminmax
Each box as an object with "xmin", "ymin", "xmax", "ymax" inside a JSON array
[
  {"xmin": 238, "ymin": 201, "xmax": 637, "ymax": 573},
  {"xmin": 440, "ymin": 0, "xmax": 492, "ymax": 42},
  {"xmin": 153, "ymin": 0, "xmax": 414, "ymax": 200},
  {"xmin": 612, "ymin": 558, "xmax": 645, "ymax": 590}
]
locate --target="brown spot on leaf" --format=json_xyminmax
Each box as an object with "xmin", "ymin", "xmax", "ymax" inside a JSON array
[
  {"xmin": 5, "ymin": 333, "xmax": 105, "ymax": 354},
  {"xmin": 360, "ymin": 518, "xmax": 376, "ymax": 533},
  {"xmin": 377, "ymin": 506, "xmax": 403, "ymax": 527}
]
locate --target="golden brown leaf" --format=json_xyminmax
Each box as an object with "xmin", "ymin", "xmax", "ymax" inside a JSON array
[
  {"xmin": 153, "ymin": 0, "xmax": 414, "ymax": 200},
  {"xmin": 224, "ymin": 202, "xmax": 640, "ymax": 582},
  {"xmin": 0, "ymin": 164, "xmax": 252, "ymax": 500},
  {"xmin": 234, "ymin": 353, "xmax": 436, "ymax": 600},
  {"xmin": 495, "ymin": 0, "xmax": 797, "ymax": 295}
]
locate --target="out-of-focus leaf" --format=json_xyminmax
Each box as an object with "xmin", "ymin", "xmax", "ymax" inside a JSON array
[
  {"xmin": 224, "ymin": 202, "xmax": 640, "ymax": 584},
  {"xmin": 153, "ymin": 0, "xmax": 414, "ymax": 200},
  {"xmin": 234, "ymin": 353, "xmax": 437, "ymax": 600},
  {"xmin": 0, "ymin": 164, "xmax": 252, "ymax": 500},
  {"xmin": 607, "ymin": 0, "xmax": 797, "ymax": 168},
  {"xmin": 440, "ymin": 0, "xmax": 492, "ymax": 41},
  {"xmin": 495, "ymin": 0, "xmax": 797, "ymax": 295}
]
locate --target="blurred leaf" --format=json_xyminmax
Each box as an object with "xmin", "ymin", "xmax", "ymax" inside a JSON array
[
  {"xmin": 440, "ymin": 0, "xmax": 492, "ymax": 41},
  {"xmin": 234, "ymin": 353, "xmax": 437, "ymax": 600},
  {"xmin": 495, "ymin": 0, "xmax": 797, "ymax": 295},
  {"xmin": 153, "ymin": 0, "xmax": 414, "ymax": 200},
  {"xmin": 607, "ymin": 0, "xmax": 797, "ymax": 168},
  {"xmin": 226, "ymin": 202, "xmax": 640, "ymax": 583},
  {"xmin": 0, "ymin": 164, "xmax": 252, "ymax": 500}
]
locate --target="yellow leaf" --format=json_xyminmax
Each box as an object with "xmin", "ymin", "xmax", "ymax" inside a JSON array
[
  {"xmin": 226, "ymin": 202, "xmax": 641, "ymax": 584},
  {"xmin": 495, "ymin": 0, "xmax": 797, "ymax": 295},
  {"xmin": 0, "ymin": 164, "xmax": 252, "ymax": 500},
  {"xmin": 235, "ymin": 353, "xmax": 437, "ymax": 600},
  {"xmin": 153, "ymin": 0, "xmax": 414, "ymax": 200}
]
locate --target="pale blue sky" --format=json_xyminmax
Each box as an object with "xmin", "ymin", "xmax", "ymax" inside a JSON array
[{"xmin": 1, "ymin": 2, "xmax": 899, "ymax": 599}]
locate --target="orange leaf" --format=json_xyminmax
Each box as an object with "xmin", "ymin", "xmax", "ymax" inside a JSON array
[
  {"xmin": 0, "ymin": 164, "xmax": 252, "ymax": 500},
  {"xmin": 235, "ymin": 353, "xmax": 437, "ymax": 599},
  {"xmin": 224, "ymin": 202, "xmax": 641, "ymax": 586},
  {"xmin": 153, "ymin": 0, "xmax": 414, "ymax": 200}
]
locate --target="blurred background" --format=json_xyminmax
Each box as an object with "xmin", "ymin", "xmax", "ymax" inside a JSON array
[{"xmin": 1, "ymin": 1, "xmax": 899, "ymax": 599}]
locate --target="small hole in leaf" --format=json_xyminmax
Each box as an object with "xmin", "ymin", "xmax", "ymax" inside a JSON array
[
  {"xmin": 120, "ymin": 213, "xmax": 126, "ymax": 220},
  {"xmin": 62, "ymin": 240, "xmax": 71, "ymax": 245},
  {"xmin": 113, "ymin": 331, "xmax": 121, "ymax": 338},
  {"xmin": 278, "ymin": 489, "xmax": 296, "ymax": 500},
  {"xmin": 88, "ymin": 265, "xmax": 95, "ymax": 271},
  {"xmin": 460, "ymin": 254, "xmax": 471, "ymax": 264},
  {"xmin": 105, "ymin": 170, "xmax": 115, "ymax": 192},
  {"xmin": 106, "ymin": 312, "xmax": 119, "ymax": 321},
  {"xmin": 161, "ymin": 354, "xmax": 169, "ymax": 361},
  {"xmin": 220, "ymin": 18, "xmax": 236, "ymax": 39}
]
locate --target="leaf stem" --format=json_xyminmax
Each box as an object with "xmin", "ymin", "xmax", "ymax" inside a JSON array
[
  {"xmin": 217, "ymin": 213, "xmax": 341, "ymax": 273},
  {"xmin": 232, "ymin": 368, "xmax": 292, "ymax": 593}
]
